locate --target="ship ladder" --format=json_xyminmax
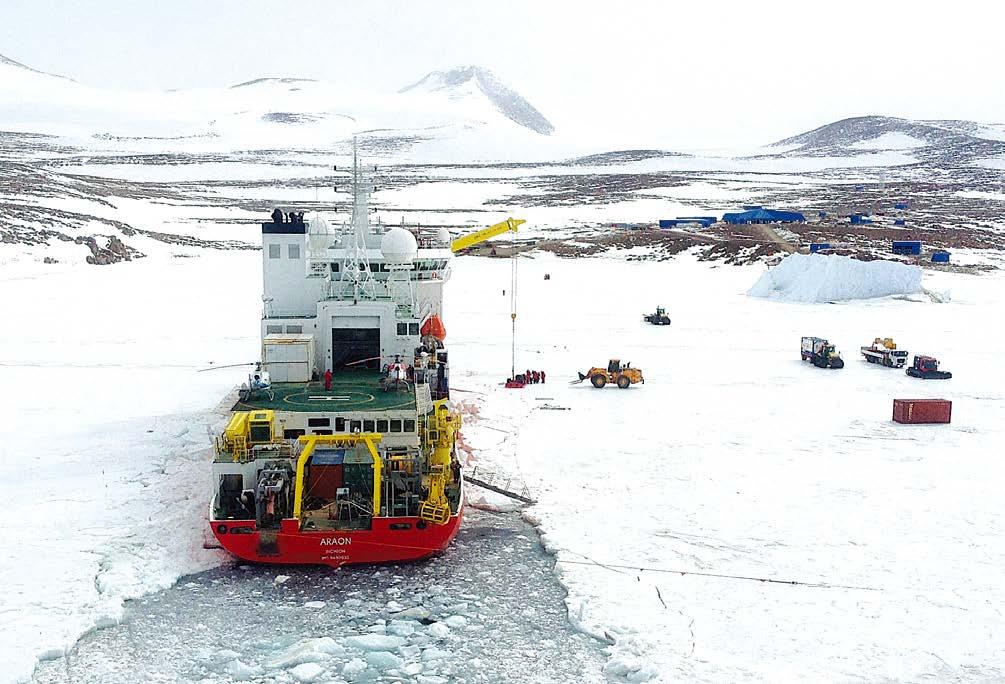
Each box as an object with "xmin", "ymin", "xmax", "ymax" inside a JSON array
[
  {"xmin": 466, "ymin": 465, "xmax": 536, "ymax": 505},
  {"xmin": 232, "ymin": 435, "xmax": 249, "ymax": 463}
]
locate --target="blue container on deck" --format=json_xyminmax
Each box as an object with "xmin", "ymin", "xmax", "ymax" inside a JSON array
[
  {"xmin": 894, "ymin": 202, "xmax": 909, "ymax": 210},
  {"xmin": 850, "ymin": 214, "xmax": 873, "ymax": 225},
  {"xmin": 892, "ymin": 240, "xmax": 922, "ymax": 255},
  {"xmin": 818, "ymin": 211, "xmax": 827, "ymax": 218},
  {"xmin": 809, "ymin": 243, "xmax": 831, "ymax": 253},
  {"xmin": 894, "ymin": 218, "xmax": 906, "ymax": 226},
  {"xmin": 932, "ymin": 250, "xmax": 951, "ymax": 263}
]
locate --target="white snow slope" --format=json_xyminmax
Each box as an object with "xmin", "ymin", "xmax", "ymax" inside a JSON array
[
  {"xmin": 3, "ymin": 248, "xmax": 1005, "ymax": 683},
  {"xmin": 747, "ymin": 253, "xmax": 923, "ymax": 302}
]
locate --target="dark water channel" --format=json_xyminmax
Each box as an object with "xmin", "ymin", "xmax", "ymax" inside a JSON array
[{"xmin": 33, "ymin": 509, "xmax": 606, "ymax": 684}]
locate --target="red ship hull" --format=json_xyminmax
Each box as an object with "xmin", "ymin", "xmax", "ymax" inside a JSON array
[{"xmin": 212, "ymin": 506, "xmax": 463, "ymax": 567}]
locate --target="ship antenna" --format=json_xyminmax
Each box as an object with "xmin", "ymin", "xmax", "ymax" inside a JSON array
[{"xmin": 334, "ymin": 136, "xmax": 377, "ymax": 302}]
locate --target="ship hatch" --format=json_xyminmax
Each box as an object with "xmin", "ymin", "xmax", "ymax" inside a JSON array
[{"xmin": 332, "ymin": 327, "xmax": 380, "ymax": 369}]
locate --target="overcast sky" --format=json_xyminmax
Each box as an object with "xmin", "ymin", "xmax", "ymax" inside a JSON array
[{"xmin": 2, "ymin": 0, "xmax": 1002, "ymax": 147}]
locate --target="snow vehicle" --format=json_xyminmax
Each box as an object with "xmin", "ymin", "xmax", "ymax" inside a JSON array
[
  {"xmin": 573, "ymin": 359, "xmax": 644, "ymax": 388},
  {"xmin": 211, "ymin": 149, "xmax": 525, "ymax": 567},
  {"xmin": 801, "ymin": 336, "xmax": 844, "ymax": 369},
  {"xmin": 861, "ymin": 337, "xmax": 909, "ymax": 368},
  {"xmin": 906, "ymin": 355, "xmax": 952, "ymax": 379},
  {"xmin": 643, "ymin": 306, "xmax": 671, "ymax": 325}
]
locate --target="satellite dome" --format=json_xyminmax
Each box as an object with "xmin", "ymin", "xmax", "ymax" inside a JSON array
[
  {"xmin": 435, "ymin": 227, "xmax": 451, "ymax": 247},
  {"xmin": 307, "ymin": 213, "xmax": 330, "ymax": 235},
  {"xmin": 381, "ymin": 227, "xmax": 418, "ymax": 264}
]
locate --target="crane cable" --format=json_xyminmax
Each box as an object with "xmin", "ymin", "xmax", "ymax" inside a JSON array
[{"xmin": 510, "ymin": 244, "xmax": 517, "ymax": 381}]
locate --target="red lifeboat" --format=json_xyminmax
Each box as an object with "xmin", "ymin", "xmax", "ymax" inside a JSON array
[{"xmin": 421, "ymin": 314, "xmax": 446, "ymax": 340}]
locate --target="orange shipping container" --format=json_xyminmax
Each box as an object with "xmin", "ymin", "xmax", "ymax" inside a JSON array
[{"xmin": 893, "ymin": 399, "xmax": 952, "ymax": 424}]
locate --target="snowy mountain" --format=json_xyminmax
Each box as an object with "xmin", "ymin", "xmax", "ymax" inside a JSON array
[
  {"xmin": 399, "ymin": 66, "xmax": 555, "ymax": 136},
  {"xmin": 772, "ymin": 115, "xmax": 1005, "ymax": 163},
  {"xmin": 0, "ymin": 52, "xmax": 73, "ymax": 81}
]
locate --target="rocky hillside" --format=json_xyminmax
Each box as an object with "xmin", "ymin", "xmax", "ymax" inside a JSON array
[{"xmin": 773, "ymin": 115, "xmax": 1005, "ymax": 164}]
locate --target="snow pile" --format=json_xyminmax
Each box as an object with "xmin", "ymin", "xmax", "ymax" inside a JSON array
[{"xmin": 747, "ymin": 253, "xmax": 922, "ymax": 302}]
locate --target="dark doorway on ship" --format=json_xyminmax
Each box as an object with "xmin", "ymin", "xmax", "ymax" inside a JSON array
[{"xmin": 332, "ymin": 327, "xmax": 380, "ymax": 370}]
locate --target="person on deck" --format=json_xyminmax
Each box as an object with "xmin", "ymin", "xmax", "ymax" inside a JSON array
[
  {"xmin": 324, "ymin": 368, "xmax": 332, "ymax": 391},
  {"xmin": 540, "ymin": 370, "xmax": 546, "ymax": 384},
  {"xmin": 532, "ymin": 370, "xmax": 540, "ymax": 384}
]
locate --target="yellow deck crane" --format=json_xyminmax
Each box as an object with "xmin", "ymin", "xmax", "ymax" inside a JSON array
[
  {"xmin": 449, "ymin": 217, "xmax": 525, "ymax": 254},
  {"xmin": 449, "ymin": 217, "xmax": 526, "ymax": 386}
]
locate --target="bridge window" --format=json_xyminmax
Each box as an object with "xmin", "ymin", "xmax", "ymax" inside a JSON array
[
  {"xmin": 283, "ymin": 429, "xmax": 305, "ymax": 439},
  {"xmin": 408, "ymin": 323, "xmax": 419, "ymax": 335},
  {"xmin": 376, "ymin": 419, "xmax": 389, "ymax": 432},
  {"xmin": 335, "ymin": 417, "xmax": 346, "ymax": 432},
  {"xmin": 363, "ymin": 420, "xmax": 375, "ymax": 432},
  {"xmin": 288, "ymin": 244, "xmax": 300, "ymax": 259},
  {"xmin": 308, "ymin": 417, "xmax": 330, "ymax": 427},
  {"xmin": 350, "ymin": 420, "xmax": 362, "ymax": 433},
  {"xmin": 286, "ymin": 324, "xmax": 302, "ymax": 334},
  {"xmin": 390, "ymin": 420, "xmax": 402, "ymax": 433},
  {"xmin": 403, "ymin": 419, "xmax": 415, "ymax": 433},
  {"xmin": 397, "ymin": 323, "xmax": 408, "ymax": 335},
  {"xmin": 268, "ymin": 244, "xmax": 281, "ymax": 259},
  {"xmin": 312, "ymin": 429, "xmax": 332, "ymax": 435},
  {"xmin": 266, "ymin": 325, "xmax": 283, "ymax": 334}
]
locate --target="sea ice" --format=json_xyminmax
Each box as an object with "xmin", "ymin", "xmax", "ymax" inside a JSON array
[
  {"xmin": 365, "ymin": 650, "xmax": 405, "ymax": 670},
  {"xmin": 387, "ymin": 619, "xmax": 418, "ymax": 636},
  {"xmin": 426, "ymin": 622, "xmax": 451, "ymax": 639},
  {"xmin": 342, "ymin": 657, "xmax": 368, "ymax": 676},
  {"xmin": 444, "ymin": 615, "xmax": 468, "ymax": 629},
  {"xmin": 266, "ymin": 636, "xmax": 342, "ymax": 669},
  {"xmin": 290, "ymin": 661, "xmax": 325, "ymax": 682},
  {"xmin": 343, "ymin": 634, "xmax": 407, "ymax": 651}
]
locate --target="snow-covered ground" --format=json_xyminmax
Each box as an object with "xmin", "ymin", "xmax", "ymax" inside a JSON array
[
  {"xmin": 0, "ymin": 254, "xmax": 260, "ymax": 683},
  {"xmin": 3, "ymin": 245, "xmax": 1005, "ymax": 682},
  {"xmin": 452, "ymin": 252, "xmax": 1005, "ymax": 681}
]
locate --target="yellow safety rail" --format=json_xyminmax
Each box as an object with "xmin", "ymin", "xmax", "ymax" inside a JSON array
[
  {"xmin": 292, "ymin": 433, "xmax": 384, "ymax": 521},
  {"xmin": 450, "ymin": 217, "xmax": 525, "ymax": 254}
]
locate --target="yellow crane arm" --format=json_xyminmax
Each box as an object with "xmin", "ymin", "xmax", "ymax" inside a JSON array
[{"xmin": 450, "ymin": 217, "xmax": 525, "ymax": 253}]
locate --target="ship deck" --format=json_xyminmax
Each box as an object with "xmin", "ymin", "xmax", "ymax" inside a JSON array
[{"xmin": 234, "ymin": 370, "xmax": 416, "ymax": 413}]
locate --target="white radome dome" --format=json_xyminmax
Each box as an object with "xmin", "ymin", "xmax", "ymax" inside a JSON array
[
  {"xmin": 435, "ymin": 227, "xmax": 451, "ymax": 247},
  {"xmin": 307, "ymin": 213, "xmax": 330, "ymax": 235},
  {"xmin": 380, "ymin": 227, "xmax": 418, "ymax": 264}
]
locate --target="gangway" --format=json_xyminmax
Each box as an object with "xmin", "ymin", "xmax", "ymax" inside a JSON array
[{"xmin": 465, "ymin": 466, "xmax": 536, "ymax": 504}]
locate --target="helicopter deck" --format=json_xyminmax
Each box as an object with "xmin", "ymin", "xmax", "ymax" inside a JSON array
[{"xmin": 234, "ymin": 371, "xmax": 417, "ymax": 413}]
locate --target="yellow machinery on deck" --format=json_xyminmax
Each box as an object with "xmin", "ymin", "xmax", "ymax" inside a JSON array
[
  {"xmin": 574, "ymin": 359, "xmax": 644, "ymax": 389},
  {"xmin": 218, "ymin": 410, "xmax": 283, "ymax": 461},
  {"xmin": 419, "ymin": 399, "xmax": 461, "ymax": 524}
]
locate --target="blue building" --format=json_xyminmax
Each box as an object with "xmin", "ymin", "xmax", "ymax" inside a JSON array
[
  {"xmin": 721, "ymin": 208, "xmax": 806, "ymax": 224},
  {"xmin": 892, "ymin": 240, "xmax": 922, "ymax": 256}
]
